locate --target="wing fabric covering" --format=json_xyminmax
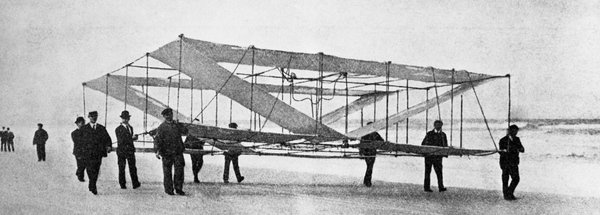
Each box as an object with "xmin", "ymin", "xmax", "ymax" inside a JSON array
[{"xmin": 149, "ymin": 38, "xmax": 345, "ymax": 139}]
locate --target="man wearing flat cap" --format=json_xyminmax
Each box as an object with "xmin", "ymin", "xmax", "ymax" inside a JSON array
[
  {"xmin": 82, "ymin": 111, "xmax": 113, "ymax": 195},
  {"xmin": 71, "ymin": 116, "xmax": 89, "ymax": 182},
  {"xmin": 154, "ymin": 108, "xmax": 188, "ymax": 195},
  {"xmin": 115, "ymin": 110, "xmax": 140, "ymax": 189},
  {"xmin": 33, "ymin": 123, "xmax": 48, "ymax": 161}
]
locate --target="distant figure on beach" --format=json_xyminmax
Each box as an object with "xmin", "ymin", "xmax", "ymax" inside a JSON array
[
  {"xmin": 359, "ymin": 122, "xmax": 384, "ymax": 187},
  {"xmin": 82, "ymin": 111, "xmax": 113, "ymax": 195},
  {"xmin": 421, "ymin": 120, "xmax": 448, "ymax": 192},
  {"xmin": 222, "ymin": 122, "xmax": 244, "ymax": 184},
  {"xmin": 115, "ymin": 110, "xmax": 140, "ymax": 189},
  {"xmin": 499, "ymin": 124, "xmax": 525, "ymax": 200},
  {"xmin": 184, "ymin": 135, "xmax": 204, "ymax": 183},
  {"xmin": 71, "ymin": 117, "xmax": 88, "ymax": 182},
  {"xmin": 6, "ymin": 128, "xmax": 14, "ymax": 152},
  {"xmin": 154, "ymin": 108, "xmax": 188, "ymax": 196},
  {"xmin": 1, "ymin": 127, "xmax": 6, "ymax": 152},
  {"xmin": 33, "ymin": 123, "xmax": 49, "ymax": 161}
]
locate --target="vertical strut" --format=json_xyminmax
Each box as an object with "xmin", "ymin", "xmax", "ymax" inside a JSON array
[{"xmin": 406, "ymin": 79, "xmax": 409, "ymax": 145}]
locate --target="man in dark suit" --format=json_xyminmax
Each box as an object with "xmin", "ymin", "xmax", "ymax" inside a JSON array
[
  {"xmin": 71, "ymin": 117, "xmax": 88, "ymax": 182},
  {"xmin": 154, "ymin": 108, "xmax": 188, "ymax": 195},
  {"xmin": 115, "ymin": 110, "xmax": 140, "ymax": 189},
  {"xmin": 33, "ymin": 123, "xmax": 49, "ymax": 161},
  {"xmin": 359, "ymin": 122, "xmax": 384, "ymax": 187},
  {"xmin": 82, "ymin": 111, "xmax": 113, "ymax": 195},
  {"xmin": 1, "ymin": 127, "xmax": 6, "ymax": 152},
  {"xmin": 184, "ymin": 135, "xmax": 204, "ymax": 183},
  {"xmin": 6, "ymin": 128, "xmax": 14, "ymax": 152},
  {"xmin": 499, "ymin": 124, "xmax": 525, "ymax": 200},
  {"xmin": 421, "ymin": 120, "xmax": 448, "ymax": 192},
  {"xmin": 222, "ymin": 122, "xmax": 244, "ymax": 184}
]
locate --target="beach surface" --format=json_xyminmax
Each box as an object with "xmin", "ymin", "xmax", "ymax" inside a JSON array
[{"xmin": 1, "ymin": 124, "xmax": 599, "ymax": 214}]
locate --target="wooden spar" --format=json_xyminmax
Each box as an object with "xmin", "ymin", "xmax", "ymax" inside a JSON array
[{"xmin": 321, "ymin": 91, "xmax": 393, "ymax": 125}]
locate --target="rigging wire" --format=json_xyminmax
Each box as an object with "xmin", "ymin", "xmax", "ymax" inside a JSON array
[
  {"xmin": 450, "ymin": 69, "xmax": 455, "ymax": 147},
  {"xmin": 124, "ymin": 65, "xmax": 129, "ymax": 110},
  {"xmin": 82, "ymin": 83, "xmax": 87, "ymax": 116},
  {"xmin": 466, "ymin": 71, "xmax": 498, "ymax": 151},
  {"xmin": 105, "ymin": 74, "xmax": 109, "ymax": 127},
  {"xmin": 176, "ymin": 34, "xmax": 184, "ymax": 121},
  {"xmin": 406, "ymin": 79, "xmax": 409, "ymax": 144},
  {"xmin": 431, "ymin": 68, "xmax": 442, "ymax": 121}
]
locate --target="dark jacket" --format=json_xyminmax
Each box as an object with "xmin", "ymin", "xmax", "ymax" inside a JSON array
[
  {"xmin": 115, "ymin": 124, "xmax": 138, "ymax": 156},
  {"xmin": 154, "ymin": 121, "xmax": 188, "ymax": 156},
  {"xmin": 359, "ymin": 132, "xmax": 384, "ymax": 156},
  {"xmin": 33, "ymin": 129, "xmax": 49, "ymax": 145},
  {"xmin": 82, "ymin": 123, "xmax": 112, "ymax": 158},
  {"xmin": 0, "ymin": 131, "xmax": 5, "ymax": 141},
  {"xmin": 6, "ymin": 131, "xmax": 14, "ymax": 142},
  {"xmin": 71, "ymin": 128, "xmax": 90, "ymax": 157},
  {"xmin": 499, "ymin": 135, "xmax": 524, "ymax": 166},
  {"xmin": 421, "ymin": 130, "xmax": 448, "ymax": 157}
]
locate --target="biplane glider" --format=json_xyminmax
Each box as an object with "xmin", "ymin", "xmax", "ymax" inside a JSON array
[{"xmin": 83, "ymin": 35, "xmax": 511, "ymax": 159}]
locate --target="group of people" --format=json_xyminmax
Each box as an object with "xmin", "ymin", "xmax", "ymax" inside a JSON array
[
  {"xmin": 1, "ymin": 127, "xmax": 15, "ymax": 152},
  {"xmin": 69, "ymin": 108, "xmax": 245, "ymax": 196},
  {"xmin": 359, "ymin": 120, "xmax": 524, "ymax": 201}
]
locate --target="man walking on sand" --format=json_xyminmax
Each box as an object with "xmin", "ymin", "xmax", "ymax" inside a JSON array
[
  {"xmin": 82, "ymin": 111, "xmax": 113, "ymax": 195},
  {"xmin": 499, "ymin": 124, "xmax": 525, "ymax": 200},
  {"xmin": 358, "ymin": 122, "xmax": 383, "ymax": 187},
  {"xmin": 115, "ymin": 110, "xmax": 141, "ymax": 189},
  {"xmin": 421, "ymin": 120, "xmax": 448, "ymax": 192},
  {"xmin": 33, "ymin": 123, "xmax": 49, "ymax": 161},
  {"xmin": 71, "ymin": 117, "xmax": 89, "ymax": 182},
  {"xmin": 154, "ymin": 108, "xmax": 188, "ymax": 195},
  {"xmin": 1, "ymin": 127, "xmax": 6, "ymax": 152}
]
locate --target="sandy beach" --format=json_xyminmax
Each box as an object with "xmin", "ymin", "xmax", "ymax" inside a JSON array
[{"xmin": 1, "ymin": 124, "xmax": 599, "ymax": 215}]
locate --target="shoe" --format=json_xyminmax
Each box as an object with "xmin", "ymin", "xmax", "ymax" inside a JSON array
[
  {"xmin": 509, "ymin": 193, "xmax": 517, "ymax": 200},
  {"xmin": 78, "ymin": 177, "xmax": 85, "ymax": 182},
  {"xmin": 224, "ymin": 180, "xmax": 229, "ymax": 184},
  {"xmin": 90, "ymin": 188, "xmax": 98, "ymax": 195},
  {"xmin": 133, "ymin": 183, "xmax": 140, "ymax": 189},
  {"xmin": 365, "ymin": 182, "xmax": 372, "ymax": 187},
  {"xmin": 237, "ymin": 176, "xmax": 245, "ymax": 183},
  {"xmin": 193, "ymin": 179, "xmax": 200, "ymax": 183},
  {"xmin": 439, "ymin": 187, "xmax": 447, "ymax": 192},
  {"xmin": 166, "ymin": 190, "xmax": 175, "ymax": 195},
  {"xmin": 121, "ymin": 186, "xmax": 127, "ymax": 189},
  {"xmin": 175, "ymin": 189, "xmax": 186, "ymax": 195},
  {"xmin": 424, "ymin": 189, "xmax": 433, "ymax": 192}
]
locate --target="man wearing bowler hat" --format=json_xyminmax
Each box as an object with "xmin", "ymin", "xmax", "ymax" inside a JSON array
[
  {"xmin": 154, "ymin": 108, "xmax": 188, "ymax": 195},
  {"xmin": 115, "ymin": 110, "xmax": 141, "ymax": 189},
  {"xmin": 82, "ymin": 111, "xmax": 112, "ymax": 195},
  {"xmin": 71, "ymin": 116, "xmax": 89, "ymax": 182}
]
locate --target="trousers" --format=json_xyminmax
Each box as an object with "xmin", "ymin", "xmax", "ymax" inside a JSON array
[
  {"xmin": 424, "ymin": 156, "xmax": 444, "ymax": 189},
  {"xmin": 75, "ymin": 157, "xmax": 86, "ymax": 179},
  {"xmin": 36, "ymin": 144, "xmax": 46, "ymax": 161},
  {"xmin": 84, "ymin": 158, "xmax": 102, "ymax": 191},
  {"xmin": 190, "ymin": 154, "xmax": 204, "ymax": 179},
  {"xmin": 224, "ymin": 153, "xmax": 242, "ymax": 181},
  {"xmin": 118, "ymin": 154, "xmax": 139, "ymax": 187},
  {"xmin": 162, "ymin": 154, "xmax": 185, "ymax": 192},
  {"xmin": 501, "ymin": 164, "xmax": 520, "ymax": 196},
  {"xmin": 363, "ymin": 157, "xmax": 376, "ymax": 185}
]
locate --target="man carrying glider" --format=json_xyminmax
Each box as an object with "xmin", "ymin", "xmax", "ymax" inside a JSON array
[
  {"xmin": 154, "ymin": 108, "xmax": 188, "ymax": 195},
  {"xmin": 222, "ymin": 122, "xmax": 245, "ymax": 184},
  {"xmin": 115, "ymin": 110, "xmax": 141, "ymax": 189},
  {"xmin": 71, "ymin": 117, "xmax": 88, "ymax": 182},
  {"xmin": 421, "ymin": 120, "xmax": 448, "ymax": 192},
  {"xmin": 359, "ymin": 122, "xmax": 383, "ymax": 187},
  {"xmin": 184, "ymin": 135, "xmax": 204, "ymax": 183},
  {"xmin": 82, "ymin": 111, "xmax": 113, "ymax": 195},
  {"xmin": 33, "ymin": 123, "xmax": 48, "ymax": 161},
  {"xmin": 498, "ymin": 124, "xmax": 525, "ymax": 200}
]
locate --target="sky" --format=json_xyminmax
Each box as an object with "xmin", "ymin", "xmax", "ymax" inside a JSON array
[{"xmin": 1, "ymin": 0, "xmax": 599, "ymax": 127}]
